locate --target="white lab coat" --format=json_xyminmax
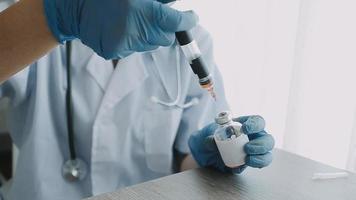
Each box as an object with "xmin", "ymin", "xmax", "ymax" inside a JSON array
[{"xmin": 0, "ymin": 26, "xmax": 229, "ymax": 200}]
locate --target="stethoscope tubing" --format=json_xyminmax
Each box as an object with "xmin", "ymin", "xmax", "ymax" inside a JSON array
[{"xmin": 65, "ymin": 41, "xmax": 77, "ymax": 160}]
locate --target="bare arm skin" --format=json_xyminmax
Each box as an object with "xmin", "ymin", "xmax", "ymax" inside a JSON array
[{"xmin": 0, "ymin": 0, "xmax": 58, "ymax": 83}]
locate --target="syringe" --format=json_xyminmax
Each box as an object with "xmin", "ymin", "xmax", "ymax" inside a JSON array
[{"xmin": 175, "ymin": 31, "xmax": 216, "ymax": 100}]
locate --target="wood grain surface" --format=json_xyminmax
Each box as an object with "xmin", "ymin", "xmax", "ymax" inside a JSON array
[{"xmin": 86, "ymin": 149, "xmax": 356, "ymax": 200}]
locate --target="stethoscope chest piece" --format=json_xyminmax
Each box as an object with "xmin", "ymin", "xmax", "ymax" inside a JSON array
[{"xmin": 62, "ymin": 158, "xmax": 88, "ymax": 182}]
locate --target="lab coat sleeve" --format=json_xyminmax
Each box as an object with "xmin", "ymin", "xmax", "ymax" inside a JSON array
[
  {"xmin": 174, "ymin": 26, "xmax": 230, "ymax": 154},
  {"xmin": 0, "ymin": 66, "xmax": 33, "ymax": 106}
]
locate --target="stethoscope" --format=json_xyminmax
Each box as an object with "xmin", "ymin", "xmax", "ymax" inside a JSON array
[
  {"xmin": 61, "ymin": 42, "xmax": 199, "ymax": 182},
  {"xmin": 62, "ymin": 41, "xmax": 88, "ymax": 182},
  {"xmin": 150, "ymin": 45, "xmax": 200, "ymax": 108}
]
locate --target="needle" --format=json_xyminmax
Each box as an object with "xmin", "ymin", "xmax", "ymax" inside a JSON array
[{"xmin": 208, "ymin": 87, "xmax": 217, "ymax": 101}]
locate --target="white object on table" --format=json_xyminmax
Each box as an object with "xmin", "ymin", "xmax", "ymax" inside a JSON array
[{"xmin": 312, "ymin": 172, "xmax": 349, "ymax": 180}]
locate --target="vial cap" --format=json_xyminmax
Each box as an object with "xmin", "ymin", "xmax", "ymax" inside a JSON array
[{"xmin": 215, "ymin": 111, "xmax": 232, "ymax": 125}]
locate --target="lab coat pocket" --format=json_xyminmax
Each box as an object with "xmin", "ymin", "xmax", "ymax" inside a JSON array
[{"xmin": 143, "ymin": 106, "xmax": 182, "ymax": 174}]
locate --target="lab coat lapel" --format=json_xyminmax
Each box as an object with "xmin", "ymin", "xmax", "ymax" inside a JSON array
[
  {"xmin": 91, "ymin": 54, "xmax": 148, "ymax": 194},
  {"xmin": 100, "ymin": 53, "xmax": 149, "ymax": 108},
  {"xmin": 70, "ymin": 39, "xmax": 114, "ymax": 91},
  {"xmin": 85, "ymin": 55, "xmax": 115, "ymax": 91},
  {"xmin": 150, "ymin": 46, "xmax": 179, "ymax": 100}
]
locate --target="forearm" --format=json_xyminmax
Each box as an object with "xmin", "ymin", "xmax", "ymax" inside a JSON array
[
  {"xmin": 0, "ymin": 0, "xmax": 58, "ymax": 83},
  {"xmin": 180, "ymin": 154, "xmax": 199, "ymax": 171}
]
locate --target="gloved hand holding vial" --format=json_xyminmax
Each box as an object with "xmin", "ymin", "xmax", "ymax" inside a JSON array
[
  {"xmin": 188, "ymin": 112, "xmax": 275, "ymax": 173},
  {"xmin": 213, "ymin": 111, "xmax": 249, "ymax": 168}
]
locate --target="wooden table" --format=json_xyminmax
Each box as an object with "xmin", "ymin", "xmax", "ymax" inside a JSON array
[{"xmin": 86, "ymin": 150, "xmax": 356, "ymax": 200}]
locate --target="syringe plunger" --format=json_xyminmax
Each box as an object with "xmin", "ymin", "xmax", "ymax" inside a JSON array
[{"xmin": 175, "ymin": 31, "xmax": 216, "ymax": 100}]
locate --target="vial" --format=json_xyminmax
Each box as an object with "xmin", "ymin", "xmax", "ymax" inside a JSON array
[{"xmin": 214, "ymin": 111, "xmax": 249, "ymax": 168}]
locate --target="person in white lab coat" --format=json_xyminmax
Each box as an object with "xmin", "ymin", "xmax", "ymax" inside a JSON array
[{"xmin": 0, "ymin": 25, "xmax": 274, "ymax": 200}]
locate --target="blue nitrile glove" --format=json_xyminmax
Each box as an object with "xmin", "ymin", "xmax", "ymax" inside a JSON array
[
  {"xmin": 188, "ymin": 115, "xmax": 275, "ymax": 174},
  {"xmin": 43, "ymin": 0, "xmax": 198, "ymax": 59}
]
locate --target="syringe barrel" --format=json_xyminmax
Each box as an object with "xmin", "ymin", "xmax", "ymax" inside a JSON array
[{"xmin": 175, "ymin": 31, "xmax": 211, "ymax": 82}]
